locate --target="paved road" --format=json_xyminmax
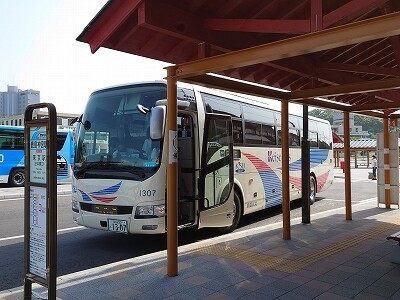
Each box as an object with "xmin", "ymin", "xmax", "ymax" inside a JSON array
[{"xmin": 0, "ymin": 167, "xmax": 379, "ymax": 291}]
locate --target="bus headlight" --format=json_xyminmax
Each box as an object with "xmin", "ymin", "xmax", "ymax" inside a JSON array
[
  {"xmin": 71, "ymin": 200, "xmax": 80, "ymax": 213},
  {"xmin": 135, "ymin": 204, "xmax": 165, "ymax": 218}
]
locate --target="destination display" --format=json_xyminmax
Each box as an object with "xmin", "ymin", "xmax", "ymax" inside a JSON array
[{"xmin": 29, "ymin": 126, "xmax": 47, "ymax": 184}]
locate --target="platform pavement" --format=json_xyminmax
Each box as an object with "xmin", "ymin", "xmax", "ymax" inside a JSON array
[{"xmin": 1, "ymin": 179, "xmax": 400, "ymax": 299}]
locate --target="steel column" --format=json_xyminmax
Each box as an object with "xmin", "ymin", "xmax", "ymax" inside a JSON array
[{"xmin": 301, "ymin": 104, "xmax": 310, "ymax": 224}]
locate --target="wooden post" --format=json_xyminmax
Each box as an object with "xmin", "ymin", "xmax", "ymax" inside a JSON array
[
  {"xmin": 166, "ymin": 67, "xmax": 178, "ymax": 276},
  {"xmin": 281, "ymin": 100, "xmax": 291, "ymax": 240},
  {"xmin": 344, "ymin": 112, "xmax": 352, "ymax": 220}
]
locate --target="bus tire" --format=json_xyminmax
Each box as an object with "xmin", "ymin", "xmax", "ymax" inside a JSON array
[
  {"xmin": 9, "ymin": 168, "xmax": 25, "ymax": 187},
  {"xmin": 310, "ymin": 175, "xmax": 317, "ymax": 205},
  {"xmin": 218, "ymin": 190, "xmax": 242, "ymax": 234}
]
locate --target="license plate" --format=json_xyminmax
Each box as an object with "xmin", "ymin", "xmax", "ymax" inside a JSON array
[{"xmin": 108, "ymin": 219, "xmax": 128, "ymax": 233}]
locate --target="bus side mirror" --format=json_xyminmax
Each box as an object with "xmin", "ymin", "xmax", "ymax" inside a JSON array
[{"xmin": 150, "ymin": 106, "xmax": 166, "ymax": 139}]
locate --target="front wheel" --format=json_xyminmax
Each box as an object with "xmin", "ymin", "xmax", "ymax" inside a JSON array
[
  {"xmin": 218, "ymin": 190, "xmax": 242, "ymax": 234},
  {"xmin": 9, "ymin": 169, "xmax": 25, "ymax": 187},
  {"xmin": 309, "ymin": 175, "xmax": 317, "ymax": 205}
]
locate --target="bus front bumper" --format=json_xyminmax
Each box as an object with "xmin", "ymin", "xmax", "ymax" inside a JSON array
[{"xmin": 72, "ymin": 209, "xmax": 166, "ymax": 234}]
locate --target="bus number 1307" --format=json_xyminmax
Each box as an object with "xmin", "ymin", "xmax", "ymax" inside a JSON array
[{"xmin": 140, "ymin": 190, "xmax": 156, "ymax": 197}]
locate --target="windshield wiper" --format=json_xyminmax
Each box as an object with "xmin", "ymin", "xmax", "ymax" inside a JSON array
[
  {"xmin": 74, "ymin": 161, "xmax": 148, "ymax": 178},
  {"xmin": 74, "ymin": 161, "xmax": 119, "ymax": 175}
]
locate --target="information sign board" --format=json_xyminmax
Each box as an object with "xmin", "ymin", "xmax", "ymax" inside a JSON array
[
  {"xmin": 29, "ymin": 186, "xmax": 47, "ymax": 279},
  {"xmin": 29, "ymin": 127, "xmax": 47, "ymax": 184}
]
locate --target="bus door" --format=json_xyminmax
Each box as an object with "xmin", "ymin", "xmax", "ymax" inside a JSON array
[
  {"xmin": 177, "ymin": 115, "xmax": 196, "ymax": 226},
  {"xmin": 198, "ymin": 114, "xmax": 234, "ymax": 228}
]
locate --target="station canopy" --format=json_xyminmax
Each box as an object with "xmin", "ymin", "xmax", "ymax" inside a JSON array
[{"xmin": 77, "ymin": 0, "xmax": 400, "ymax": 119}]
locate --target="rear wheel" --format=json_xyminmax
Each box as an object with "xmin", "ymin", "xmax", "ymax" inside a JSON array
[
  {"xmin": 309, "ymin": 175, "xmax": 317, "ymax": 205},
  {"xmin": 218, "ymin": 190, "xmax": 242, "ymax": 234},
  {"xmin": 9, "ymin": 168, "xmax": 25, "ymax": 187}
]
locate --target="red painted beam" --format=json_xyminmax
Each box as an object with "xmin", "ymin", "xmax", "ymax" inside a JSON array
[
  {"xmin": 318, "ymin": 61, "xmax": 400, "ymax": 76},
  {"xmin": 323, "ymin": 0, "xmax": 388, "ymax": 28},
  {"xmin": 76, "ymin": 0, "xmax": 142, "ymax": 53},
  {"xmin": 137, "ymin": 0, "xmax": 259, "ymax": 51},
  {"xmin": 204, "ymin": 19, "xmax": 310, "ymax": 34},
  {"xmin": 310, "ymin": 0, "xmax": 323, "ymax": 32}
]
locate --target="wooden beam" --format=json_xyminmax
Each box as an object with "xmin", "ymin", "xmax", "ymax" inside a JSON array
[
  {"xmin": 287, "ymin": 77, "xmax": 400, "ymax": 100},
  {"xmin": 349, "ymin": 100, "xmax": 400, "ymax": 112},
  {"xmin": 180, "ymin": 74, "xmax": 287, "ymax": 100},
  {"xmin": 294, "ymin": 98, "xmax": 352, "ymax": 111},
  {"xmin": 174, "ymin": 12, "xmax": 400, "ymax": 79}
]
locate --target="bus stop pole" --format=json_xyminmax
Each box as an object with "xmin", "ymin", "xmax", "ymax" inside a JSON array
[
  {"xmin": 281, "ymin": 100, "xmax": 291, "ymax": 240},
  {"xmin": 166, "ymin": 67, "xmax": 178, "ymax": 276},
  {"xmin": 343, "ymin": 111, "xmax": 352, "ymax": 220}
]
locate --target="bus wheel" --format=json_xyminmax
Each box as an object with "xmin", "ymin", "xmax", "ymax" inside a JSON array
[
  {"xmin": 9, "ymin": 169, "xmax": 25, "ymax": 187},
  {"xmin": 218, "ymin": 190, "xmax": 242, "ymax": 234},
  {"xmin": 310, "ymin": 175, "xmax": 317, "ymax": 205}
]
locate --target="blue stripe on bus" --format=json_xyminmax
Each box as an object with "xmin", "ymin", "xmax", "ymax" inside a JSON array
[
  {"xmin": 79, "ymin": 182, "xmax": 122, "ymax": 202},
  {"xmin": 287, "ymin": 149, "xmax": 330, "ymax": 171},
  {"xmin": 244, "ymin": 149, "xmax": 330, "ymax": 208},
  {"xmin": 90, "ymin": 181, "xmax": 122, "ymax": 195},
  {"xmin": 259, "ymin": 170, "xmax": 283, "ymax": 208}
]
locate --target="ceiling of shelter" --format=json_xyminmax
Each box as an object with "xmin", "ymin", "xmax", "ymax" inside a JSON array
[{"xmin": 77, "ymin": 0, "xmax": 400, "ymax": 119}]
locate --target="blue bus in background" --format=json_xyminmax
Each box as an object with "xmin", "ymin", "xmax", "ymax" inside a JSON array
[{"xmin": 0, "ymin": 125, "xmax": 74, "ymax": 186}]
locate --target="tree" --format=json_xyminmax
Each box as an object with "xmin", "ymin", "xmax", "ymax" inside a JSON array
[
  {"xmin": 308, "ymin": 109, "xmax": 333, "ymax": 124},
  {"xmin": 309, "ymin": 108, "xmax": 384, "ymax": 138},
  {"xmin": 354, "ymin": 115, "xmax": 383, "ymax": 138}
]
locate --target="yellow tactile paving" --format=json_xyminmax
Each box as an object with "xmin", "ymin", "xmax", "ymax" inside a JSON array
[{"xmin": 196, "ymin": 220, "xmax": 400, "ymax": 273}]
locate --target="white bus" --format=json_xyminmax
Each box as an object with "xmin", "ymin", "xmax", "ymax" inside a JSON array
[{"xmin": 71, "ymin": 81, "xmax": 333, "ymax": 234}]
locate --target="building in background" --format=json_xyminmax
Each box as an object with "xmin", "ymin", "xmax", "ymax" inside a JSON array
[
  {"xmin": 0, "ymin": 111, "xmax": 79, "ymax": 130},
  {"xmin": 0, "ymin": 85, "xmax": 79, "ymax": 129},
  {"xmin": 331, "ymin": 112, "xmax": 370, "ymax": 139},
  {"xmin": 0, "ymin": 86, "xmax": 40, "ymax": 117}
]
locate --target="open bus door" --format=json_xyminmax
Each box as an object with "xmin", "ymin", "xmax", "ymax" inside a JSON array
[{"xmin": 198, "ymin": 114, "xmax": 234, "ymax": 229}]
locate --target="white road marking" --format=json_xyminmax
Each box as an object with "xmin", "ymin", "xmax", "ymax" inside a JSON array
[
  {"xmin": 0, "ymin": 226, "xmax": 84, "ymax": 242},
  {"xmin": 0, "ymin": 193, "xmax": 71, "ymax": 202}
]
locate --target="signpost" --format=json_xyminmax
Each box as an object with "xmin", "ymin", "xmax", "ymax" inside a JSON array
[{"xmin": 24, "ymin": 103, "xmax": 57, "ymax": 300}]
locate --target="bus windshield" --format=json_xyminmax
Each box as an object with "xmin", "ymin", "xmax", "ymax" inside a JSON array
[{"xmin": 74, "ymin": 83, "xmax": 166, "ymax": 181}]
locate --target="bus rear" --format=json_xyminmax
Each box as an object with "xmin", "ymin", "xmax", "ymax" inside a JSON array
[{"xmin": 56, "ymin": 129, "xmax": 74, "ymax": 183}]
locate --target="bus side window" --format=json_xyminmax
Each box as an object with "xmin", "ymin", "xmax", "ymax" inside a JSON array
[
  {"xmin": 2, "ymin": 139, "xmax": 12, "ymax": 149},
  {"xmin": 232, "ymin": 119, "xmax": 243, "ymax": 144}
]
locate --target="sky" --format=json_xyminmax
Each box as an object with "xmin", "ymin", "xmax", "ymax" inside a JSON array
[
  {"xmin": 0, "ymin": 1, "xmax": 167, "ymax": 114},
  {"xmin": 0, "ymin": 1, "xmax": 302, "ymax": 115}
]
